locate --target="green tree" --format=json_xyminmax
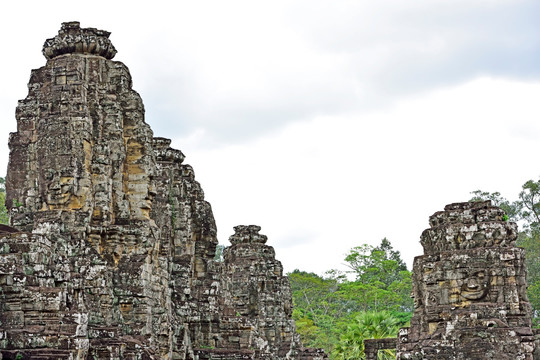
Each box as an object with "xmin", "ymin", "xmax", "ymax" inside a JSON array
[
  {"xmin": 289, "ymin": 239, "xmax": 413, "ymax": 355},
  {"xmin": 344, "ymin": 238, "xmax": 413, "ymax": 312},
  {"xmin": 517, "ymin": 231, "xmax": 540, "ymax": 327},
  {"xmin": 345, "ymin": 238, "xmax": 407, "ymax": 286},
  {"xmin": 335, "ymin": 274, "xmax": 412, "ymax": 313},
  {"xmin": 0, "ymin": 176, "xmax": 7, "ymax": 225},
  {"xmin": 292, "ymin": 314, "xmax": 320, "ymax": 347},
  {"xmin": 518, "ymin": 179, "xmax": 540, "ymax": 231},
  {"xmin": 289, "ymin": 270, "xmax": 344, "ymax": 350},
  {"xmin": 332, "ymin": 311, "xmax": 401, "ymax": 360}
]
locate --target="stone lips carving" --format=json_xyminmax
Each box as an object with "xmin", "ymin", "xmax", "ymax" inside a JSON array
[
  {"xmin": 458, "ymin": 269, "xmax": 490, "ymax": 300},
  {"xmin": 42, "ymin": 21, "xmax": 117, "ymax": 60},
  {"xmin": 0, "ymin": 22, "xmax": 326, "ymax": 359},
  {"xmin": 0, "ymin": 224, "xmax": 19, "ymax": 234}
]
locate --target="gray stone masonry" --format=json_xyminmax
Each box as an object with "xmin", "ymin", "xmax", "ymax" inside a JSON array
[
  {"xmin": 0, "ymin": 22, "xmax": 326, "ymax": 360},
  {"xmin": 395, "ymin": 201, "xmax": 538, "ymax": 359}
]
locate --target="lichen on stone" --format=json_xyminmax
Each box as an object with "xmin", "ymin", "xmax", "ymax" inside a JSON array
[{"xmin": 0, "ymin": 22, "xmax": 326, "ymax": 360}]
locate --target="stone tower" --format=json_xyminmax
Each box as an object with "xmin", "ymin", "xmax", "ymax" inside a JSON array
[
  {"xmin": 396, "ymin": 201, "xmax": 538, "ymax": 359},
  {"xmin": 0, "ymin": 22, "xmax": 326, "ymax": 359}
]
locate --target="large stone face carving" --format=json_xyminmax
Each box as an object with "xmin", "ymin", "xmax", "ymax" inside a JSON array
[
  {"xmin": 0, "ymin": 22, "xmax": 326, "ymax": 360},
  {"xmin": 396, "ymin": 201, "xmax": 538, "ymax": 360}
]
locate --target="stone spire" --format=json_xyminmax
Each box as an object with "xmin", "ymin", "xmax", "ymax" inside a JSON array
[{"xmin": 217, "ymin": 225, "xmax": 309, "ymax": 358}]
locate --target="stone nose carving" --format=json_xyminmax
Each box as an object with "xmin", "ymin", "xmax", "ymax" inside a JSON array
[{"xmin": 460, "ymin": 270, "xmax": 490, "ymax": 300}]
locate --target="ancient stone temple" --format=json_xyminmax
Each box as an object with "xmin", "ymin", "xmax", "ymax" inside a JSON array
[
  {"xmin": 366, "ymin": 201, "xmax": 540, "ymax": 359},
  {"xmin": 0, "ymin": 22, "xmax": 326, "ymax": 359}
]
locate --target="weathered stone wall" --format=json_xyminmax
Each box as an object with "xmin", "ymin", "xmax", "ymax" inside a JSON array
[
  {"xmin": 216, "ymin": 226, "xmax": 299, "ymax": 357},
  {"xmin": 364, "ymin": 338, "xmax": 397, "ymax": 360},
  {"xmin": 396, "ymin": 201, "xmax": 537, "ymax": 359},
  {"xmin": 0, "ymin": 22, "xmax": 326, "ymax": 360}
]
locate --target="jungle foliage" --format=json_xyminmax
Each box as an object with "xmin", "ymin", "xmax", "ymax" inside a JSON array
[
  {"xmin": 288, "ymin": 238, "xmax": 412, "ymax": 359},
  {"xmin": 289, "ymin": 177, "xmax": 540, "ymax": 358},
  {"xmin": 0, "ymin": 176, "xmax": 7, "ymax": 225}
]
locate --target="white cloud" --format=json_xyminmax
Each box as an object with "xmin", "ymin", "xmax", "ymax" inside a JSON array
[
  {"xmin": 178, "ymin": 77, "xmax": 540, "ymax": 274},
  {"xmin": 0, "ymin": 1, "xmax": 540, "ymax": 275}
]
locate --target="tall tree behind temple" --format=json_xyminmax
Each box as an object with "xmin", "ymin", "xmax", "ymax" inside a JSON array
[
  {"xmin": 345, "ymin": 238, "xmax": 407, "ymax": 286},
  {"xmin": 517, "ymin": 231, "xmax": 540, "ymax": 326},
  {"xmin": 0, "ymin": 176, "xmax": 7, "ymax": 224},
  {"xmin": 289, "ymin": 270, "xmax": 344, "ymax": 351},
  {"xmin": 289, "ymin": 238, "xmax": 413, "ymax": 356},
  {"xmin": 343, "ymin": 238, "xmax": 413, "ymax": 313}
]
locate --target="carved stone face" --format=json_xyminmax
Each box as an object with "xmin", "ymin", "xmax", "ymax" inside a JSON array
[
  {"xmin": 424, "ymin": 264, "xmax": 494, "ymax": 307},
  {"xmin": 46, "ymin": 174, "xmax": 73, "ymax": 207},
  {"xmin": 460, "ymin": 270, "xmax": 490, "ymax": 300}
]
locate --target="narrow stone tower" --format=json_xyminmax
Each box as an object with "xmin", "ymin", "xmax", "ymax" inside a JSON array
[
  {"xmin": 5, "ymin": 21, "xmax": 166, "ymax": 358},
  {"xmin": 396, "ymin": 201, "xmax": 537, "ymax": 359}
]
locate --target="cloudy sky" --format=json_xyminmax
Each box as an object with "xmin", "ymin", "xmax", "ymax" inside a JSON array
[{"xmin": 1, "ymin": 1, "xmax": 540, "ymax": 275}]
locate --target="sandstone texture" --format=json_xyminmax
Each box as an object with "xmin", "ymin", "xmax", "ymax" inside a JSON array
[
  {"xmin": 0, "ymin": 22, "xmax": 326, "ymax": 360},
  {"xmin": 393, "ymin": 201, "xmax": 539, "ymax": 359}
]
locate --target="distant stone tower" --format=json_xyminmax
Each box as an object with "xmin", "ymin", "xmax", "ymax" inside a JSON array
[
  {"xmin": 0, "ymin": 22, "xmax": 326, "ymax": 359},
  {"xmin": 396, "ymin": 201, "xmax": 538, "ymax": 359}
]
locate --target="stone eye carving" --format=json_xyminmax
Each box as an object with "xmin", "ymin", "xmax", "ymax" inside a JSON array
[
  {"xmin": 427, "ymin": 291, "xmax": 438, "ymax": 306},
  {"xmin": 460, "ymin": 270, "xmax": 490, "ymax": 300}
]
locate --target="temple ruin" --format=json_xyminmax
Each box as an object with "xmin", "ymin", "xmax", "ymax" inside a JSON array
[
  {"xmin": 0, "ymin": 22, "xmax": 327, "ymax": 359},
  {"xmin": 366, "ymin": 201, "xmax": 540, "ymax": 359},
  {"xmin": 2, "ymin": 22, "xmax": 540, "ymax": 360}
]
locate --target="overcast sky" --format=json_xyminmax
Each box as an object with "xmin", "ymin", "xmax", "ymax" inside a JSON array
[{"xmin": 1, "ymin": 1, "xmax": 540, "ymax": 275}]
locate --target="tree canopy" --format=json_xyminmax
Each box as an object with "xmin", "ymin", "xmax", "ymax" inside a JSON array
[
  {"xmin": 345, "ymin": 238, "xmax": 407, "ymax": 287},
  {"xmin": 289, "ymin": 238, "xmax": 412, "ymax": 358},
  {"xmin": 0, "ymin": 176, "xmax": 7, "ymax": 225}
]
